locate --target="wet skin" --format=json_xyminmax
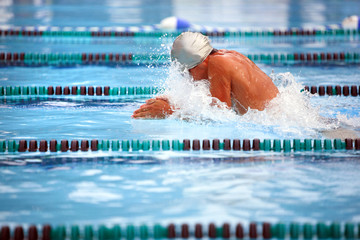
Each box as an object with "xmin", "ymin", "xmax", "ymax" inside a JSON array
[{"xmin": 132, "ymin": 49, "xmax": 279, "ymax": 119}]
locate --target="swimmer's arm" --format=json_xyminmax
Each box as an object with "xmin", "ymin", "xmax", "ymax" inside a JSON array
[
  {"xmin": 208, "ymin": 57, "xmax": 232, "ymax": 107},
  {"xmin": 132, "ymin": 97, "xmax": 174, "ymax": 119}
]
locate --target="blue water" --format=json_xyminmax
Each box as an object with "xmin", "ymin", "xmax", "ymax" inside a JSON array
[
  {"xmin": 1, "ymin": 158, "xmax": 360, "ymax": 226},
  {"xmin": 1, "ymin": 0, "xmax": 360, "ymax": 226}
]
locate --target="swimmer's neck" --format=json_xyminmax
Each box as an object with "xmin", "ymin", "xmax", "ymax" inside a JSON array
[{"xmin": 189, "ymin": 56, "xmax": 209, "ymax": 80}]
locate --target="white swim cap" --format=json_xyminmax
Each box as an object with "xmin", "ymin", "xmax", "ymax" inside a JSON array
[
  {"xmin": 342, "ymin": 15, "xmax": 360, "ymax": 29},
  {"xmin": 171, "ymin": 32, "xmax": 213, "ymax": 70}
]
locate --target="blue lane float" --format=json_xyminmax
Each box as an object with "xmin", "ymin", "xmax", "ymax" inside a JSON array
[
  {"xmin": 0, "ymin": 222, "xmax": 359, "ymax": 240},
  {"xmin": 0, "ymin": 86, "xmax": 160, "ymax": 97},
  {"xmin": 0, "ymin": 16, "xmax": 359, "ymax": 38},
  {"xmin": 1, "ymin": 52, "xmax": 359, "ymax": 67},
  {"xmin": 0, "ymin": 85, "xmax": 358, "ymax": 97},
  {"xmin": 1, "ymin": 138, "xmax": 359, "ymax": 153}
]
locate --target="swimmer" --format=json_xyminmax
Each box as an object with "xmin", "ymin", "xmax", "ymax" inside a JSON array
[{"xmin": 132, "ymin": 32, "xmax": 279, "ymax": 119}]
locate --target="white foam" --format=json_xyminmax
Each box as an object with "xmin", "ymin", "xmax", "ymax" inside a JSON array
[
  {"xmin": 243, "ymin": 72, "xmax": 338, "ymax": 130},
  {"xmin": 159, "ymin": 65, "xmax": 342, "ymax": 138},
  {"xmin": 335, "ymin": 114, "xmax": 360, "ymax": 128},
  {"xmin": 162, "ymin": 62, "xmax": 237, "ymax": 123}
]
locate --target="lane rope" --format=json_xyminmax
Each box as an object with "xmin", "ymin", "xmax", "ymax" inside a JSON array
[
  {"xmin": 0, "ymin": 85, "xmax": 359, "ymax": 97},
  {"xmin": 0, "ymin": 222, "xmax": 359, "ymax": 240},
  {"xmin": 0, "ymin": 25, "xmax": 359, "ymax": 38},
  {"xmin": 0, "ymin": 86, "xmax": 160, "ymax": 97},
  {"xmin": 303, "ymin": 85, "xmax": 360, "ymax": 96},
  {"xmin": 0, "ymin": 52, "xmax": 359, "ymax": 66},
  {"xmin": 1, "ymin": 138, "xmax": 359, "ymax": 153}
]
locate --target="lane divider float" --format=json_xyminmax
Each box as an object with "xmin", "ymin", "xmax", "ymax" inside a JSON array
[
  {"xmin": 303, "ymin": 85, "xmax": 360, "ymax": 96},
  {"xmin": 0, "ymin": 222, "xmax": 359, "ymax": 240},
  {"xmin": 0, "ymin": 25, "xmax": 359, "ymax": 38},
  {"xmin": 0, "ymin": 52, "xmax": 136, "ymax": 66},
  {"xmin": 0, "ymin": 52, "xmax": 360, "ymax": 67},
  {"xmin": 0, "ymin": 86, "xmax": 160, "ymax": 97},
  {"xmin": 1, "ymin": 138, "xmax": 359, "ymax": 153},
  {"xmin": 0, "ymin": 85, "xmax": 359, "ymax": 97},
  {"xmin": 1, "ymin": 16, "xmax": 359, "ymax": 39}
]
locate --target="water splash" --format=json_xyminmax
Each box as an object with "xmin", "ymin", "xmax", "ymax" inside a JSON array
[
  {"xmin": 335, "ymin": 114, "xmax": 360, "ymax": 128},
  {"xmin": 159, "ymin": 64, "xmax": 345, "ymax": 138},
  {"xmin": 162, "ymin": 62, "xmax": 237, "ymax": 123},
  {"xmin": 244, "ymin": 72, "xmax": 338, "ymax": 128}
]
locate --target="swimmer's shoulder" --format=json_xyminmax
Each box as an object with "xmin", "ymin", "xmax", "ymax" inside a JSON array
[
  {"xmin": 208, "ymin": 50, "xmax": 248, "ymax": 68},
  {"xmin": 209, "ymin": 50, "xmax": 236, "ymax": 61},
  {"xmin": 222, "ymin": 50, "xmax": 259, "ymax": 67},
  {"xmin": 212, "ymin": 50, "xmax": 248, "ymax": 61},
  {"xmin": 208, "ymin": 52, "xmax": 245, "ymax": 78},
  {"xmin": 207, "ymin": 53, "xmax": 228, "ymax": 70}
]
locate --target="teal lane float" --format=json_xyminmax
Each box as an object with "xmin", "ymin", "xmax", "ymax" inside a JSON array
[
  {"xmin": 0, "ymin": 85, "xmax": 359, "ymax": 97},
  {"xmin": 302, "ymin": 85, "xmax": 360, "ymax": 96},
  {"xmin": 0, "ymin": 86, "xmax": 160, "ymax": 97},
  {"xmin": 0, "ymin": 222, "xmax": 359, "ymax": 240},
  {"xmin": 0, "ymin": 25, "xmax": 360, "ymax": 38},
  {"xmin": 1, "ymin": 52, "xmax": 360, "ymax": 66},
  {"xmin": 1, "ymin": 138, "xmax": 359, "ymax": 153}
]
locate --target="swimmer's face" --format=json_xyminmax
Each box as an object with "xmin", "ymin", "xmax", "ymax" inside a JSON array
[{"xmin": 189, "ymin": 57, "xmax": 209, "ymax": 81}]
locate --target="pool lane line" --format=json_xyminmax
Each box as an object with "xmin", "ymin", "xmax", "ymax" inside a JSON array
[
  {"xmin": 0, "ymin": 86, "xmax": 161, "ymax": 97},
  {"xmin": 303, "ymin": 85, "xmax": 360, "ymax": 96},
  {"xmin": 0, "ymin": 25, "xmax": 359, "ymax": 38},
  {"xmin": 1, "ymin": 52, "xmax": 360, "ymax": 66},
  {"xmin": 0, "ymin": 85, "xmax": 359, "ymax": 97},
  {"xmin": 1, "ymin": 138, "xmax": 359, "ymax": 153},
  {"xmin": 0, "ymin": 222, "xmax": 358, "ymax": 240},
  {"xmin": 0, "ymin": 52, "xmax": 135, "ymax": 66}
]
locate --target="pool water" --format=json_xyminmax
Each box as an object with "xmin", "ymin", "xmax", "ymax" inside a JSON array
[
  {"xmin": 1, "ymin": 0, "xmax": 360, "ymax": 227},
  {"xmin": 1, "ymin": 157, "xmax": 360, "ymax": 225}
]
